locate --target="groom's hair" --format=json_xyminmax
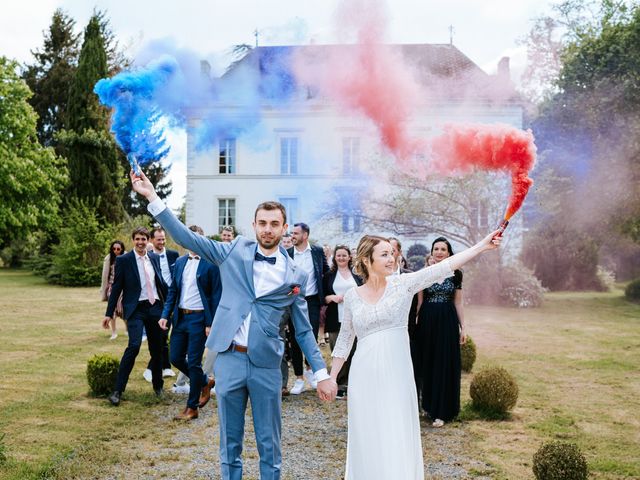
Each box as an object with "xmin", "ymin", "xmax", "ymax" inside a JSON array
[{"xmin": 255, "ymin": 201, "xmax": 287, "ymax": 224}]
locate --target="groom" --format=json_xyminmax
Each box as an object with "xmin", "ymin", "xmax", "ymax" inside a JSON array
[{"xmin": 130, "ymin": 170, "xmax": 337, "ymax": 479}]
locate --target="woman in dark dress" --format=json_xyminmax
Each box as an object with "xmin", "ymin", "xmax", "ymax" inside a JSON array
[{"xmin": 415, "ymin": 237, "xmax": 465, "ymax": 427}]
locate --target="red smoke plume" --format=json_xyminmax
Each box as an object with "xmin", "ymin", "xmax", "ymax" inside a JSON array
[{"xmin": 430, "ymin": 124, "xmax": 536, "ymax": 220}]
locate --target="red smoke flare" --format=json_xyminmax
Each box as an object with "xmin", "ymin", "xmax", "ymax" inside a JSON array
[{"xmin": 430, "ymin": 124, "xmax": 536, "ymax": 220}]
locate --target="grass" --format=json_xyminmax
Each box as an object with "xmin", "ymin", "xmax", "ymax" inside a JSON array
[
  {"xmin": 0, "ymin": 270, "xmax": 173, "ymax": 479},
  {"xmin": 1, "ymin": 269, "xmax": 639, "ymax": 479},
  {"xmin": 460, "ymin": 285, "xmax": 640, "ymax": 479}
]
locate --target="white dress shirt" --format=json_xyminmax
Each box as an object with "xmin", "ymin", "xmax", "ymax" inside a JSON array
[
  {"xmin": 135, "ymin": 252, "xmax": 160, "ymax": 302},
  {"xmin": 293, "ymin": 244, "xmax": 318, "ymax": 296},
  {"xmin": 178, "ymin": 255, "xmax": 204, "ymax": 310},
  {"xmin": 155, "ymin": 248, "xmax": 173, "ymax": 286}
]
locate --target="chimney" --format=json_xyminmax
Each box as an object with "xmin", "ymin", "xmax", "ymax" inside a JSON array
[
  {"xmin": 497, "ymin": 56, "xmax": 510, "ymax": 82},
  {"xmin": 200, "ymin": 60, "xmax": 211, "ymax": 78}
]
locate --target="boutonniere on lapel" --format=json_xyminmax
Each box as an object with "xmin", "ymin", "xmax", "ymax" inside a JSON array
[{"xmin": 287, "ymin": 284, "xmax": 301, "ymax": 296}]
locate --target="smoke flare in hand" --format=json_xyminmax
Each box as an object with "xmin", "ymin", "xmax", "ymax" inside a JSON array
[{"xmin": 429, "ymin": 123, "xmax": 537, "ymax": 220}]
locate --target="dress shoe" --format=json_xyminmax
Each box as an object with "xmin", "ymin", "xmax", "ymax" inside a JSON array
[
  {"xmin": 108, "ymin": 391, "xmax": 121, "ymax": 406},
  {"xmin": 154, "ymin": 388, "xmax": 164, "ymax": 399},
  {"xmin": 174, "ymin": 407, "xmax": 199, "ymax": 421},
  {"xmin": 281, "ymin": 387, "xmax": 290, "ymax": 397},
  {"xmin": 198, "ymin": 377, "xmax": 215, "ymax": 408}
]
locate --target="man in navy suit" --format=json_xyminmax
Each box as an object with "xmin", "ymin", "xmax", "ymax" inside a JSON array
[
  {"xmin": 159, "ymin": 225, "xmax": 222, "ymax": 420},
  {"xmin": 287, "ymin": 222, "xmax": 330, "ymax": 394},
  {"xmin": 143, "ymin": 227, "xmax": 179, "ymax": 381},
  {"xmin": 102, "ymin": 227, "xmax": 168, "ymax": 406}
]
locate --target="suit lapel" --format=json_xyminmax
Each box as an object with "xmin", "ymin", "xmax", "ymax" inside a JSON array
[
  {"xmin": 129, "ymin": 252, "xmax": 142, "ymax": 291},
  {"xmin": 244, "ymin": 244, "xmax": 256, "ymax": 297}
]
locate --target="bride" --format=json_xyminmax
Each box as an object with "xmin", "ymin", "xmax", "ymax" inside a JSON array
[{"xmin": 330, "ymin": 231, "xmax": 501, "ymax": 479}]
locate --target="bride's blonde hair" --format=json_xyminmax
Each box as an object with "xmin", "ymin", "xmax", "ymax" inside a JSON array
[{"xmin": 353, "ymin": 235, "xmax": 391, "ymax": 282}]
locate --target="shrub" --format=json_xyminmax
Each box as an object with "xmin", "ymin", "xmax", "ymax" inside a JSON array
[
  {"xmin": 625, "ymin": 278, "xmax": 640, "ymax": 303},
  {"xmin": 469, "ymin": 366, "xmax": 518, "ymax": 414},
  {"xmin": 461, "ymin": 336, "xmax": 477, "ymax": 372},
  {"xmin": 406, "ymin": 243, "xmax": 428, "ymax": 259},
  {"xmin": 532, "ymin": 441, "xmax": 588, "ymax": 480},
  {"xmin": 407, "ymin": 255, "xmax": 425, "ymax": 271},
  {"xmin": 86, "ymin": 354, "xmax": 119, "ymax": 396},
  {"xmin": 48, "ymin": 201, "xmax": 115, "ymax": 286},
  {"xmin": 465, "ymin": 259, "xmax": 545, "ymax": 308},
  {"xmin": 523, "ymin": 220, "xmax": 605, "ymax": 291}
]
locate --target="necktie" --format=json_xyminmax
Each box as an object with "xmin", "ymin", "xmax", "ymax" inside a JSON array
[
  {"xmin": 255, "ymin": 251, "xmax": 276, "ymax": 265},
  {"xmin": 139, "ymin": 255, "xmax": 156, "ymax": 305}
]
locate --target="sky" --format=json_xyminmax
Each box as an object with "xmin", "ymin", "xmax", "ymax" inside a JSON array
[{"xmin": 1, "ymin": 0, "xmax": 554, "ymax": 208}]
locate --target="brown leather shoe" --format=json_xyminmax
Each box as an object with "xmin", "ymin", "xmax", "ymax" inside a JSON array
[
  {"xmin": 198, "ymin": 377, "xmax": 215, "ymax": 408},
  {"xmin": 174, "ymin": 407, "xmax": 198, "ymax": 421},
  {"xmin": 281, "ymin": 387, "xmax": 290, "ymax": 397}
]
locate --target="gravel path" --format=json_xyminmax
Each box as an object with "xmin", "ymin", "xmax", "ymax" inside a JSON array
[{"xmin": 102, "ymin": 380, "xmax": 494, "ymax": 479}]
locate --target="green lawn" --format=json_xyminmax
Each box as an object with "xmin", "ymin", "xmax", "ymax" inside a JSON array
[
  {"xmin": 0, "ymin": 270, "xmax": 638, "ymax": 479},
  {"xmin": 462, "ymin": 287, "xmax": 640, "ymax": 479}
]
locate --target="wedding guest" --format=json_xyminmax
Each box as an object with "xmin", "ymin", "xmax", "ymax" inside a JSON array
[
  {"xmin": 280, "ymin": 232, "xmax": 293, "ymax": 249},
  {"xmin": 159, "ymin": 225, "xmax": 221, "ymax": 420},
  {"xmin": 143, "ymin": 228, "xmax": 178, "ymax": 382},
  {"xmin": 102, "ymin": 227, "xmax": 168, "ymax": 406},
  {"xmin": 324, "ymin": 245, "xmax": 362, "ymax": 398},
  {"xmin": 287, "ymin": 222, "xmax": 330, "ymax": 394},
  {"xmin": 415, "ymin": 237, "xmax": 466, "ymax": 427},
  {"xmin": 100, "ymin": 240, "xmax": 126, "ymax": 340},
  {"xmin": 220, "ymin": 226, "xmax": 235, "ymax": 243}
]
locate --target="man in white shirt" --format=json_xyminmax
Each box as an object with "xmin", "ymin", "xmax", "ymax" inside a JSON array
[
  {"xmin": 143, "ymin": 228, "xmax": 178, "ymax": 381},
  {"xmin": 102, "ymin": 227, "xmax": 167, "ymax": 406},
  {"xmin": 286, "ymin": 222, "xmax": 330, "ymax": 394},
  {"xmin": 159, "ymin": 225, "xmax": 222, "ymax": 420}
]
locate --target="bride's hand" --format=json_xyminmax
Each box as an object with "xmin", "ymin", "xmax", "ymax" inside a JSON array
[{"xmin": 480, "ymin": 230, "xmax": 502, "ymax": 251}]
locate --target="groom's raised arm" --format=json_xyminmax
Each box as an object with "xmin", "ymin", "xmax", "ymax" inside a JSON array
[{"xmin": 131, "ymin": 170, "xmax": 233, "ymax": 266}]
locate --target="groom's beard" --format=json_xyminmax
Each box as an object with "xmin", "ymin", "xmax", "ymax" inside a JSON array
[{"xmin": 256, "ymin": 233, "xmax": 283, "ymax": 250}]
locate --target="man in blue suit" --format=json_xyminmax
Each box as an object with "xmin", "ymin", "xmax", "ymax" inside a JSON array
[
  {"xmin": 131, "ymin": 170, "xmax": 337, "ymax": 480},
  {"xmin": 102, "ymin": 227, "xmax": 168, "ymax": 406},
  {"xmin": 159, "ymin": 224, "xmax": 222, "ymax": 421}
]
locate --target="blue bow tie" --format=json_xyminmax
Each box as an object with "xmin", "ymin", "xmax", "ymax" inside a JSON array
[{"xmin": 255, "ymin": 252, "xmax": 276, "ymax": 265}]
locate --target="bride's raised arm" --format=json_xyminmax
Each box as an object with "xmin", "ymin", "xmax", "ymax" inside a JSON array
[{"xmin": 400, "ymin": 230, "xmax": 502, "ymax": 296}]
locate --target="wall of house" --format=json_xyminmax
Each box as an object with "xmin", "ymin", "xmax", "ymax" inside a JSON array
[{"xmin": 183, "ymin": 99, "xmax": 524, "ymax": 256}]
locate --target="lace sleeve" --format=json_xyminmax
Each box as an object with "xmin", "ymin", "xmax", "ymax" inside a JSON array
[
  {"xmin": 331, "ymin": 291, "xmax": 356, "ymax": 359},
  {"xmin": 400, "ymin": 258, "xmax": 454, "ymax": 296}
]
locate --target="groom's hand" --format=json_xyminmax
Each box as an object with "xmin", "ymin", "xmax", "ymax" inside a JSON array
[
  {"xmin": 317, "ymin": 378, "xmax": 338, "ymax": 402},
  {"xmin": 130, "ymin": 169, "xmax": 158, "ymax": 202}
]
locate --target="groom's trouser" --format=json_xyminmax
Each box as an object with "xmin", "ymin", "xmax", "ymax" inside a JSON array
[{"xmin": 215, "ymin": 349, "xmax": 282, "ymax": 480}]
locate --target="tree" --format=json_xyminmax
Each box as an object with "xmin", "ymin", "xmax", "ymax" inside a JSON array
[
  {"xmin": 0, "ymin": 57, "xmax": 68, "ymax": 250},
  {"xmin": 58, "ymin": 12, "xmax": 124, "ymax": 224},
  {"xmin": 22, "ymin": 8, "xmax": 79, "ymax": 149}
]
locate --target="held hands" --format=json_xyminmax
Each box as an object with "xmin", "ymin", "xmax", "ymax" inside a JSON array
[
  {"xmin": 130, "ymin": 170, "xmax": 158, "ymax": 202},
  {"xmin": 317, "ymin": 378, "xmax": 338, "ymax": 402},
  {"xmin": 158, "ymin": 318, "xmax": 169, "ymax": 330}
]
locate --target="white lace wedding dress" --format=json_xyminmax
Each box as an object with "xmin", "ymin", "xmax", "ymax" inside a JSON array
[{"xmin": 332, "ymin": 259, "xmax": 454, "ymax": 480}]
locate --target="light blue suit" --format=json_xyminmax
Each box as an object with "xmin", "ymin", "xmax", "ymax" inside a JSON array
[{"xmin": 153, "ymin": 206, "xmax": 326, "ymax": 479}]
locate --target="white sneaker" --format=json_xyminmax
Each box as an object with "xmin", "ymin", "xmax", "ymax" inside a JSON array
[
  {"xmin": 303, "ymin": 369, "xmax": 317, "ymax": 389},
  {"xmin": 290, "ymin": 379, "xmax": 305, "ymax": 395},
  {"xmin": 143, "ymin": 369, "xmax": 153, "ymax": 383},
  {"xmin": 432, "ymin": 419, "xmax": 445, "ymax": 428},
  {"xmin": 163, "ymin": 368, "xmax": 176, "ymax": 378},
  {"xmin": 171, "ymin": 384, "xmax": 190, "ymax": 394},
  {"xmin": 109, "ymin": 333, "xmax": 118, "ymax": 340}
]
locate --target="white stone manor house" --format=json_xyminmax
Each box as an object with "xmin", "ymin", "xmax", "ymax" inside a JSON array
[{"xmin": 183, "ymin": 43, "xmax": 524, "ymax": 251}]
